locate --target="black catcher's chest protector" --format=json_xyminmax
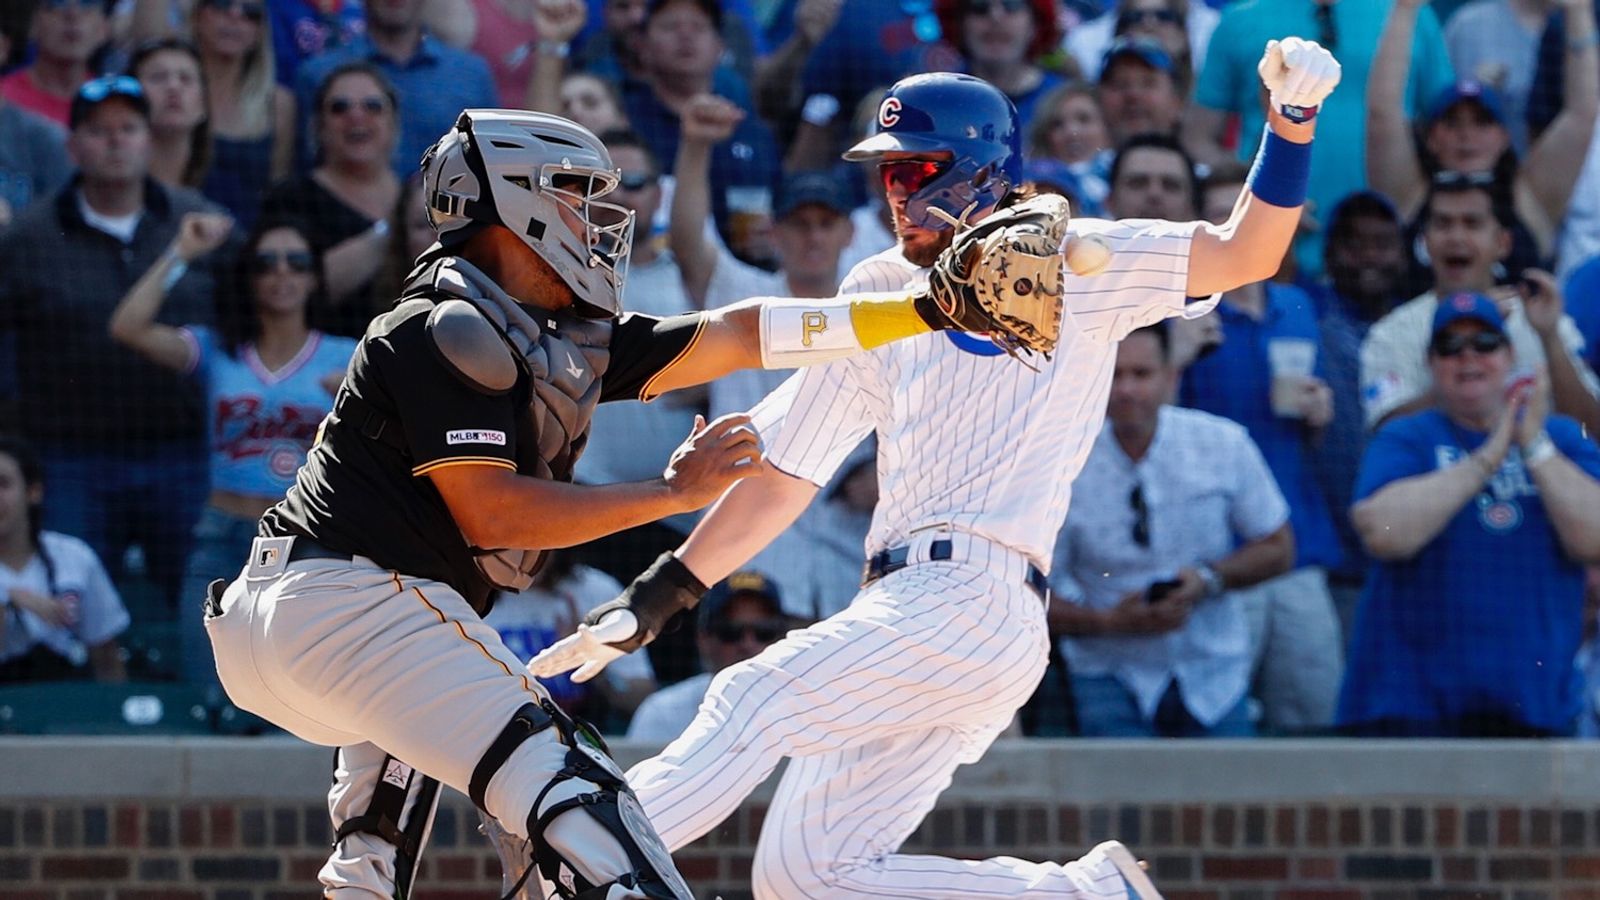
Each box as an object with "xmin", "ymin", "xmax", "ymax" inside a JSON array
[{"xmin": 404, "ymin": 257, "xmax": 613, "ymax": 591}]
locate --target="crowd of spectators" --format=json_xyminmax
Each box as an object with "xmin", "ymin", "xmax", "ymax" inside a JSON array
[{"xmin": 1, "ymin": 0, "xmax": 1599, "ymax": 741}]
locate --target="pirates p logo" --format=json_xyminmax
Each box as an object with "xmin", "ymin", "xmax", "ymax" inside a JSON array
[{"xmin": 879, "ymin": 96, "xmax": 902, "ymax": 129}]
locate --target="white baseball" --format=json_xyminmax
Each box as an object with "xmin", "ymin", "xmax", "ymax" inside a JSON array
[{"xmin": 1063, "ymin": 235, "xmax": 1112, "ymax": 277}]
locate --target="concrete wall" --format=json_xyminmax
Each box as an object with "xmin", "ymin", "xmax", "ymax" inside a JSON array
[{"xmin": 4, "ymin": 737, "xmax": 1600, "ymax": 898}]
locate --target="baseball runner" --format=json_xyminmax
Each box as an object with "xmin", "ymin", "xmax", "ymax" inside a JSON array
[
  {"xmin": 201, "ymin": 108, "xmax": 1062, "ymax": 900},
  {"xmin": 534, "ymin": 42, "xmax": 1341, "ymax": 900}
]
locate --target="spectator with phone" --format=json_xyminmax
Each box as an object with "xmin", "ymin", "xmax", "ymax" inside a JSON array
[
  {"xmin": 1047, "ymin": 324, "xmax": 1294, "ymax": 738},
  {"xmin": 1341, "ymin": 292, "xmax": 1600, "ymax": 736},
  {"xmin": 1360, "ymin": 175, "xmax": 1600, "ymax": 436}
]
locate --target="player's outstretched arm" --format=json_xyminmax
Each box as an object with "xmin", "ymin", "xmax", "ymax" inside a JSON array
[
  {"xmin": 1186, "ymin": 37, "xmax": 1341, "ymax": 298},
  {"xmin": 529, "ymin": 465, "xmax": 819, "ymax": 681}
]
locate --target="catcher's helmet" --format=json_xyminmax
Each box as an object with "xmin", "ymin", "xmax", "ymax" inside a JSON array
[
  {"xmin": 420, "ymin": 109, "xmax": 634, "ymax": 318},
  {"xmin": 844, "ymin": 73, "xmax": 1021, "ymax": 230}
]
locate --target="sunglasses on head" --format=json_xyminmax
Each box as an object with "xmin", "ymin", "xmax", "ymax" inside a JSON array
[
  {"xmin": 879, "ymin": 159, "xmax": 948, "ymax": 196},
  {"xmin": 1118, "ymin": 8, "xmax": 1181, "ymax": 28},
  {"xmin": 252, "ymin": 250, "xmax": 315, "ymax": 274},
  {"xmin": 967, "ymin": 0, "xmax": 1027, "ymax": 13},
  {"xmin": 711, "ymin": 621, "xmax": 785, "ymax": 644},
  {"xmin": 79, "ymin": 74, "xmax": 143, "ymax": 104},
  {"xmin": 326, "ymin": 96, "xmax": 389, "ymax": 117},
  {"xmin": 1431, "ymin": 330, "xmax": 1507, "ymax": 357},
  {"xmin": 200, "ymin": 0, "xmax": 264, "ymax": 20},
  {"xmin": 1130, "ymin": 482, "xmax": 1151, "ymax": 548}
]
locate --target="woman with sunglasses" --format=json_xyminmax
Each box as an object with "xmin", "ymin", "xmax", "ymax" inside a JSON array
[
  {"xmin": 261, "ymin": 61, "xmax": 402, "ymax": 337},
  {"xmin": 1341, "ymin": 291, "xmax": 1600, "ymax": 737},
  {"xmin": 181, "ymin": 0, "xmax": 295, "ymax": 231},
  {"xmin": 1065, "ymin": 0, "xmax": 1218, "ymax": 88},
  {"xmin": 1367, "ymin": 0, "xmax": 1597, "ymax": 270},
  {"xmin": 934, "ymin": 0, "xmax": 1070, "ymax": 127},
  {"xmin": 108, "ymin": 212, "xmax": 357, "ymax": 685},
  {"xmin": 129, "ymin": 38, "xmax": 210, "ymax": 190}
]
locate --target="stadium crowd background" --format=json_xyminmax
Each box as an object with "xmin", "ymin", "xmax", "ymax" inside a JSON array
[{"xmin": 1, "ymin": 0, "xmax": 1599, "ymax": 742}]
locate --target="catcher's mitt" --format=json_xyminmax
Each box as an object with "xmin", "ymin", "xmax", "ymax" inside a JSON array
[{"xmin": 923, "ymin": 193, "xmax": 1072, "ymax": 359}]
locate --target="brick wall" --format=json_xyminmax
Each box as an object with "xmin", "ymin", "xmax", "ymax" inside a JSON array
[{"xmin": 5, "ymin": 738, "xmax": 1600, "ymax": 899}]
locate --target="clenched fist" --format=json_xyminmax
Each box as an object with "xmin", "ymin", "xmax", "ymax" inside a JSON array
[{"xmin": 1258, "ymin": 37, "xmax": 1341, "ymax": 115}]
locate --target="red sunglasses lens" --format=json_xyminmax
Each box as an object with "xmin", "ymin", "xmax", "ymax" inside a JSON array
[{"xmin": 880, "ymin": 160, "xmax": 946, "ymax": 195}]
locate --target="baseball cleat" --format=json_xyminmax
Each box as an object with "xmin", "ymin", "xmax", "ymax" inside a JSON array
[{"xmin": 1089, "ymin": 841, "xmax": 1164, "ymax": 900}]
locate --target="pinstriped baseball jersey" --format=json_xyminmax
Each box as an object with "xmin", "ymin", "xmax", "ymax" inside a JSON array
[{"xmin": 748, "ymin": 217, "xmax": 1218, "ymax": 570}]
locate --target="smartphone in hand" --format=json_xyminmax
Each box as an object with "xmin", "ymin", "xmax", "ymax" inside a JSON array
[{"xmin": 1146, "ymin": 578, "xmax": 1183, "ymax": 603}]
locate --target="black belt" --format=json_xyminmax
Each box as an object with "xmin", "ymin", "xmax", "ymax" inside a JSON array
[
  {"xmin": 862, "ymin": 538, "xmax": 1050, "ymax": 599},
  {"xmin": 286, "ymin": 536, "xmax": 355, "ymax": 564}
]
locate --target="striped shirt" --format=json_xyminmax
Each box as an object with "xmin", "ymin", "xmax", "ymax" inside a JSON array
[{"xmin": 749, "ymin": 217, "xmax": 1215, "ymax": 571}]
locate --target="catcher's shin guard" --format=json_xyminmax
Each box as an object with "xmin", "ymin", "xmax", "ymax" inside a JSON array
[
  {"xmin": 470, "ymin": 701, "xmax": 694, "ymax": 900},
  {"xmin": 327, "ymin": 747, "xmax": 442, "ymax": 900}
]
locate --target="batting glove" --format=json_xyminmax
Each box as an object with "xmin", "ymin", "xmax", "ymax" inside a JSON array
[
  {"xmin": 1258, "ymin": 37, "xmax": 1342, "ymax": 120},
  {"xmin": 527, "ymin": 611, "xmax": 635, "ymax": 683}
]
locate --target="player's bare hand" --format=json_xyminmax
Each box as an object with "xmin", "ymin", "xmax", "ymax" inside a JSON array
[
  {"xmin": 680, "ymin": 95, "xmax": 744, "ymax": 147},
  {"xmin": 795, "ymin": 0, "xmax": 845, "ymax": 45},
  {"xmin": 528, "ymin": 609, "xmax": 636, "ymax": 682},
  {"xmin": 533, "ymin": 0, "xmax": 587, "ymax": 44},
  {"xmin": 9, "ymin": 588, "xmax": 76, "ymax": 628},
  {"xmin": 1102, "ymin": 590, "xmax": 1191, "ymax": 635},
  {"xmin": 174, "ymin": 211, "xmax": 234, "ymax": 262},
  {"xmin": 1519, "ymin": 269, "xmax": 1565, "ymax": 338},
  {"xmin": 1258, "ymin": 37, "xmax": 1341, "ymax": 111},
  {"xmin": 663, "ymin": 413, "xmax": 764, "ymax": 511}
]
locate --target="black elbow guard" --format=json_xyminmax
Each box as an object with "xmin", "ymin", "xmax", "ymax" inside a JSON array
[{"xmin": 584, "ymin": 552, "xmax": 708, "ymax": 653}]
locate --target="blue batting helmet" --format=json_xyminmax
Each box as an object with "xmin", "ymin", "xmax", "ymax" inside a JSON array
[{"xmin": 844, "ymin": 73, "xmax": 1021, "ymax": 230}]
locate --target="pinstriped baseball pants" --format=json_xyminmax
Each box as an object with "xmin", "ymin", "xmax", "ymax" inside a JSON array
[{"xmin": 628, "ymin": 533, "xmax": 1134, "ymax": 899}]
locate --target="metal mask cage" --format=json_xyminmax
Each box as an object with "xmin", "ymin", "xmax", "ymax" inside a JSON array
[{"xmin": 542, "ymin": 164, "xmax": 635, "ymax": 303}]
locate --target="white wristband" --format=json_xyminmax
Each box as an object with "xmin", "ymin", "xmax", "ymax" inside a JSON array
[
  {"xmin": 161, "ymin": 249, "xmax": 189, "ymax": 292},
  {"xmin": 759, "ymin": 297, "xmax": 864, "ymax": 368},
  {"xmin": 1523, "ymin": 431, "xmax": 1558, "ymax": 469}
]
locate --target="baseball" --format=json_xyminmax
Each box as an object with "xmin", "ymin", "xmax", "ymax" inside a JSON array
[{"xmin": 1064, "ymin": 235, "xmax": 1112, "ymax": 277}]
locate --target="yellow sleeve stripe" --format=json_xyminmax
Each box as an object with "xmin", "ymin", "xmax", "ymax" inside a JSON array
[
  {"xmin": 638, "ymin": 314, "xmax": 709, "ymax": 403},
  {"xmin": 412, "ymin": 456, "xmax": 518, "ymax": 476}
]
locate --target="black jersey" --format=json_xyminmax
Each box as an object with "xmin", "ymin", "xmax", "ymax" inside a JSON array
[{"xmin": 261, "ymin": 298, "xmax": 705, "ymax": 611}]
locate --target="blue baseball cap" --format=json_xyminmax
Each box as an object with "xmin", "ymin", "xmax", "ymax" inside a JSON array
[
  {"xmin": 70, "ymin": 75, "xmax": 149, "ymax": 130},
  {"xmin": 1425, "ymin": 81, "xmax": 1510, "ymax": 128},
  {"xmin": 1101, "ymin": 35, "xmax": 1176, "ymax": 78},
  {"xmin": 697, "ymin": 570, "xmax": 783, "ymax": 632},
  {"xmin": 775, "ymin": 171, "xmax": 851, "ymax": 219},
  {"xmin": 1431, "ymin": 291, "xmax": 1507, "ymax": 340}
]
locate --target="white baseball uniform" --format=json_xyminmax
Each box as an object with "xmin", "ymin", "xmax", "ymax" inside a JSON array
[{"xmin": 626, "ymin": 217, "xmax": 1217, "ymax": 899}]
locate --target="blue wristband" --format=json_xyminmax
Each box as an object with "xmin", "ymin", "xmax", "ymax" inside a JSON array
[{"xmin": 1245, "ymin": 125, "xmax": 1312, "ymax": 208}]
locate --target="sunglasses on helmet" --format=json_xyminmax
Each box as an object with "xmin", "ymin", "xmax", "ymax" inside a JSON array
[
  {"xmin": 879, "ymin": 159, "xmax": 949, "ymax": 196},
  {"xmin": 1430, "ymin": 330, "xmax": 1508, "ymax": 357}
]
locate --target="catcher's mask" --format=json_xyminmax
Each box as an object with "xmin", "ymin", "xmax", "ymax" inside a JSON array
[
  {"xmin": 844, "ymin": 73, "xmax": 1021, "ymax": 231},
  {"xmin": 420, "ymin": 109, "xmax": 635, "ymax": 319}
]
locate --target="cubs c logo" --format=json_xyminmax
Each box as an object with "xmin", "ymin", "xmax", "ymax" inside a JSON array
[{"xmin": 879, "ymin": 96, "xmax": 902, "ymax": 129}]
